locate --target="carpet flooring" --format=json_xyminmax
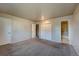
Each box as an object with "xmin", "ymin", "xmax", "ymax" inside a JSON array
[{"xmin": 0, "ymin": 39, "xmax": 78, "ymax": 56}]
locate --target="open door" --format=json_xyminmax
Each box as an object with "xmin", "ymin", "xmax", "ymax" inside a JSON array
[{"xmin": 61, "ymin": 21, "xmax": 69, "ymax": 44}]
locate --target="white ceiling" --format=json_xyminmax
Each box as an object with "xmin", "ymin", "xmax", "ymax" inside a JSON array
[{"xmin": 0, "ymin": 3, "xmax": 77, "ymax": 21}]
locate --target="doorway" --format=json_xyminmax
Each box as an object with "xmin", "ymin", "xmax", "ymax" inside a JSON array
[
  {"xmin": 36, "ymin": 24, "xmax": 39, "ymax": 38},
  {"xmin": 61, "ymin": 21, "xmax": 69, "ymax": 44}
]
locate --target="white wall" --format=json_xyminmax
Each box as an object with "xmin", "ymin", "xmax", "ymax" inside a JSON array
[
  {"xmin": 0, "ymin": 17, "xmax": 12, "ymax": 45},
  {"xmin": 0, "ymin": 13, "xmax": 35, "ymax": 45},
  {"xmin": 38, "ymin": 15, "xmax": 72, "ymax": 43},
  {"xmin": 51, "ymin": 18, "xmax": 61, "ymax": 43},
  {"xmin": 71, "ymin": 5, "xmax": 79, "ymax": 55},
  {"xmin": 12, "ymin": 17, "xmax": 34, "ymax": 43}
]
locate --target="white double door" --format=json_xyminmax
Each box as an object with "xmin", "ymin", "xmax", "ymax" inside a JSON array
[{"xmin": 39, "ymin": 23, "xmax": 52, "ymax": 41}]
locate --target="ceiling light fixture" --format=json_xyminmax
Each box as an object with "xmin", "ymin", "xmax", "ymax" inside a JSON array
[{"xmin": 40, "ymin": 16, "xmax": 45, "ymax": 21}]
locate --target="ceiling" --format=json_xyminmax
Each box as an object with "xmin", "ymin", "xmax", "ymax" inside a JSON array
[{"xmin": 0, "ymin": 3, "xmax": 77, "ymax": 21}]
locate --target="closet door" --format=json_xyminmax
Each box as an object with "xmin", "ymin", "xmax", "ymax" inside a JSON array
[
  {"xmin": 39, "ymin": 23, "xmax": 46, "ymax": 40},
  {"xmin": 0, "ymin": 17, "xmax": 12, "ymax": 45},
  {"xmin": 45, "ymin": 23, "xmax": 52, "ymax": 41},
  {"xmin": 12, "ymin": 19, "xmax": 32, "ymax": 43},
  {"xmin": 39, "ymin": 23, "xmax": 52, "ymax": 41}
]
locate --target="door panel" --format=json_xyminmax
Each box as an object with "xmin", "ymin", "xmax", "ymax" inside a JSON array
[{"xmin": 39, "ymin": 23, "xmax": 52, "ymax": 41}]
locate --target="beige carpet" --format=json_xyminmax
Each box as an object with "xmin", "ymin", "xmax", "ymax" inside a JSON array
[{"xmin": 0, "ymin": 39, "xmax": 78, "ymax": 56}]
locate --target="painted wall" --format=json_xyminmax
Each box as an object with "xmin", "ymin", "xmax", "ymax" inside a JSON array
[
  {"xmin": 51, "ymin": 17, "xmax": 61, "ymax": 43},
  {"xmin": 38, "ymin": 15, "xmax": 72, "ymax": 43},
  {"xmin": 0, "ymin": 17, "xmax": 12, "ymax": 45},
  {"xmin": 12, "ymin": 17, "xmax": 34, "ymax": 43},
  {"xmin": 0, "ymin": 13, "xmax": 35, "ymax": 45},
  {"xmin": 71, "ymin": 5, "xmax": 79, "ymax": 55}
]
